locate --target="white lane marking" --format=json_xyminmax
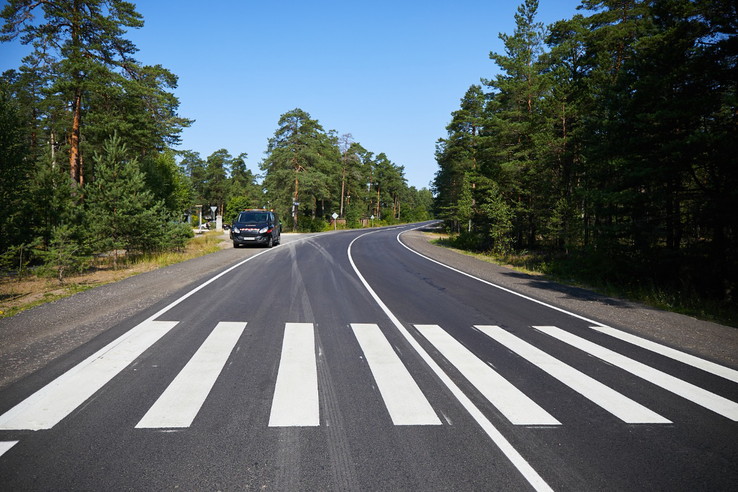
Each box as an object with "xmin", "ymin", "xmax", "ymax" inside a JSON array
[
  {"xmin": 0, "ymin": 441, "xmax": 18, "ymax": 457},
  {"xmin": 348, "ymin": 231, "xmax": 554, "ymax": 492},
  {"xmin": 269, "ymin": 323, "xmax": 319, "ymax": 427},
  {"xmin": 142, "ymin": 249, "xmax": 275, "ymax": 325},
  {"xmin": 351, "ymin": 324, "xmax": 440, "ymax": 425},
  {"xmin": 0, "ymin": 320, "xmax": 178, "ymax": 431},
  {"xmin": 535, "ymin": 326, "xmax": 738, "ymax": 421},
  {"xmin": 396, "ymin": 226, "xmax": 608, "ymax": 328},
  {"xmin": 590, "ymin": 326, "xmax": 738, "ymax": 384},
  {"xmin": 476, "ymin": 326, "xmax": 670, "ymax": 424},
  {"xmin": 415, "ymin": 324, "xmax": 559, "ymax": 426},
  {"xmin": 136, "ymin": 322, "xmax": 247, "ymax": 429},
  {"xmin": 0, "ymin": 246, "xmax": 279, "ymax": 433}
]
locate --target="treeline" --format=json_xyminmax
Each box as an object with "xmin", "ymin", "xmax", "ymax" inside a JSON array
[
  {"xmin": 177, "ymin": 108, "xmax": 434, "ymax": 232},
  {"xmin": 260, "ymin": 108, "xmax": 433, "ymax": 231},
  {"xmin": 434, "ymin": 0, "xmax": 737, "ymax": 304},
  {"xmin": 1, "ymin": 0, "xmax": 197, "ymax": 280},
  {"xmin": 0, "ymin": 1, "xmax": 432, "ymax": 280}
]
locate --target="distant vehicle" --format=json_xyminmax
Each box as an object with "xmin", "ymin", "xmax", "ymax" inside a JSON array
[{"xmin": 230, "ymin": 210, "xmax": 281, "ymax": 248}]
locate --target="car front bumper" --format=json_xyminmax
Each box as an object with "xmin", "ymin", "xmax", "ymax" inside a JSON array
[{"xmin": 231, "ymin": 233, "xmax": 270, "ymax": 244}]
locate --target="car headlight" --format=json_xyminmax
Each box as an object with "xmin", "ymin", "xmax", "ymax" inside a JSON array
[
  {"xmin": 259, "ymin": 226, "xmax": 271, "ymax": 234},
  {"xmin": 232, "ymin": 227, "xmax": 240, "ymax": 233}
]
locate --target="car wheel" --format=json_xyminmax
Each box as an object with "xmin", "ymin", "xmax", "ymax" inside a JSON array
[
  {"xmin": 267, "ymin": 236, "xmax": 274, "ymax": 248},
  {"xmin": 233, "ymin": 242, "xmax": 239, "ymax": 248}
]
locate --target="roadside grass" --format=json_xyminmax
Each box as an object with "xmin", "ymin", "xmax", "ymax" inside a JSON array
[
  {"xmin": 0, "ymin": 231, "xmax": 225, "ymax": 319},
  {"xmin": 431, "ymin": 235, "xmax": 738, "ymax": 328}
]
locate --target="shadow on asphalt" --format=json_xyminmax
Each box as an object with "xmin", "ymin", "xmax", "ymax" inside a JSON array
[{"xmin": 499, "ymin": 271, "xmax": 633, "ymax": 308}]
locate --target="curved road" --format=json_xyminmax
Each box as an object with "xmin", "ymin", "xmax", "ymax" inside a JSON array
[{"xmin": 0, "ymin": 222, "xmax": 736, "ymax": 490}]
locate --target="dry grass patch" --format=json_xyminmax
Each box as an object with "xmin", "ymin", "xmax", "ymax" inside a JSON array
[{"xmin": 0, "ymin": 231, "xmax": 226, "ymax": 318}]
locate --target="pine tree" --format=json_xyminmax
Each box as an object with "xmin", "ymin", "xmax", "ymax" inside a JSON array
[
  {"xmin": 204, "ymin": 149, "xmax": 230, "ymax": 218},
  {"xmin": 0, "ymin": 78, "xmax": 30, "ymax": 254},
  {"xmin": 261, "ymin": 109, "xmax": 335, "ymax": 231},
  {"xmin": 484, "ymin": 0, "xmax": 549, "ymax": 247},
  {"xmin": 226, "ymin": 152, "xmax": 262, "ymax": 211},
  {"xmin": 85, "ymin": 133, "xmax": 165, "ymax": 268},
  {"xmin": 1, "ymin": 1, "xmax": 190, "ymax": 187}
]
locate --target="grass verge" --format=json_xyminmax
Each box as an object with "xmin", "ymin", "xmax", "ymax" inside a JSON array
[
  {"xmin": 0, "ymin": 231, "xmax": 225, "ymax": 319},
  {"xmin": 431, "ymin": 235, "xmax": 738, "ymax": 328}
]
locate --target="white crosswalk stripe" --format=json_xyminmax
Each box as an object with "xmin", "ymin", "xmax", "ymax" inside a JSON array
[
  {"xmin": 535, "ymin": 326, "xmax": 738, "ymax": 421},
  {"xmin": 476, "ymin": 325, "xmax": 670, "ymax": 424},
  {"xmin": 352, "ymin": 324, "xmax": 440, "ymax": 425},
  {"xmin": 1, "ymin": 319, "xmax": 735, "ymax": 437},
  {"xmin": 0, "ymin": 320, "xmax": 179, "ymax": 431},
  {"xmin": 268, "ymin": 322, "xmax": 320, "ymax": 427},
  {"xmin": 415, "ymin": 324, "xmax": 560, "ymax": 425},
  {"xmin": 0, "ymin": 441, "xmax": 18, "ymax": 458},
  {"xmin": 136, "ymin": 322, "xmax": 247, "ymax": 429}
]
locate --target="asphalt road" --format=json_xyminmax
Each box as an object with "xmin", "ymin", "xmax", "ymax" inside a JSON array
[{"xmin": 0, "ymin": 222, "xmax": 737, "ymax": 490}]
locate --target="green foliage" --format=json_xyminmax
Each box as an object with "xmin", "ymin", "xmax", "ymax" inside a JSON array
[
  {"xmin": 35, "ymin": 225, "xmax": 91, "ymax": 284},
  {"xmin": 1, "ymin": 0, "xmax": 190, "ymax": 188},
  {"xmin": 224, "ymin": 196, "xmax": 252, "ymax": 224},
  {"xmin": 297, "ymin": 216, "xmax": 329, "ymax": 233},
  {"xmin": 141, "ymin": 150, "xmax": 192, "ymax": 216},
  {"xmin": 261, "ymin": 108, "xmax": 339, "ymax": 231},
  {"xmin": 227, "ymin": 152, "xmax": 263, "ymax": 209},
  {"xmin": 163, "ymin": 222, "xmax": 194, "ymax": 252},
  {"xmin": 478, "ymin": 184, "xmax": 514, "ymax": 255},
  {"xmin": 0, "ymin": 242, "xmax": 33, "ymax": 280},
  {"xmin": 204, "ymin": 149, "xmax": 230, "ymax": 215},
  {"xmin": 0, "ymin": 78, "xmax": 30, "ymax": 253},
  {"xmin": 85, "ymin": 134, "xmax": 167, "ymax": 267},
  {"xmin": 27, "ymin": 152, "xmax": 82, "ymax": 251},
  {"xmin": 434, "ymin": 0, "xmax": 738, "ymax": 307}
]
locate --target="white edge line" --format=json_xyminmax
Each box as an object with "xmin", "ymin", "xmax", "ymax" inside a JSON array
[
  {"xmin": 396, "ymin": 224, "xmax": 609, "ymax": 329},
  {"xmin": 348, "ymin": 227, "xmax": 554, "ymax": 492},
  {"xmin": 590, "ymin": 326, "xmax": 738, "ymax": 384},
  {"xmin": 0, "ymin": 242, "xmax": 299, "ymax": 434},
  {"xmin": 142, "ymin": 247, "xmax": 275, "ymax": 323},
  {"xmin": 396, "ymin": 224, "xmax": 738, "ymax": 386}
]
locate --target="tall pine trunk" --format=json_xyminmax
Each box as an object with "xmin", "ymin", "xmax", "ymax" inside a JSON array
[{"xmin": 70, "ymin": 86, "xmax": 82, "ymax": 186}]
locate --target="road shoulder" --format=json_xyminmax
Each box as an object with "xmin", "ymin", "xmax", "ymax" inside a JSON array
[{"xmin": 401, "ymin": 228, "xmax": 738, "ymax": 367}]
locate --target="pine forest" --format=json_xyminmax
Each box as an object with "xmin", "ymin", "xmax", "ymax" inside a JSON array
[
  {"xmin": 1, "ymin": 0, "xmax": 736, "ymax": 321},
  {"xmin": 434, "ymin": 0, "xmax": 737, "ymax": 320},
  {"xmin": 0, "ymin": 0, "xmax": 432, "ymax": 285}
]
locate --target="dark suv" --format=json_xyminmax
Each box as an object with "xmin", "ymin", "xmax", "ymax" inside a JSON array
[{"xmin": 230, "ymin": 210, "xmax": 281, "ymax": 248}]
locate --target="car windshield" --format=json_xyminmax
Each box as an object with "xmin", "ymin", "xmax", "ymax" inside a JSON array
[{"xmin": 237, "ymin": 212, "xmax": 268, "ymax": 222}]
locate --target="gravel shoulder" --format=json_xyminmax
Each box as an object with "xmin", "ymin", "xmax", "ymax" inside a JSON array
[
  {"xmin": 0, "ymin": 244, "xmax": 249, "ymax": 391},
  {"xmin": 1, "ymin": 226, "xmax": 736, "ymax": 393}
]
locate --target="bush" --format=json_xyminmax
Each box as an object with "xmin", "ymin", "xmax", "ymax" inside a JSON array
[
  {"xmin": 35, "ymin": 225, "xmax": 91, "ymax": 284},
  {"xmin": 296, "ymin": 216, "xmax": 328, "ymax": 232},
  {"xmin": 449, "ymin": 231, "xmax": 482, "ymax": 251},
  {"xmin": 165, "ymin": 222, "xmax": 195, "ymax": 252}
]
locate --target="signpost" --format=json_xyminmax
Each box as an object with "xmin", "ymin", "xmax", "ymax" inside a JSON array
[
  {"xmin": 332, "ymin": 212, "xmax": 339, "ymax": 230},
  {"xmin": 196, "ymin": 205, "xmax": 203, "ymax": 233}
]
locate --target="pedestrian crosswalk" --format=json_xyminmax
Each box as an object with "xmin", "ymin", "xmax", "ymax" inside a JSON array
[
  {"xmin": 475, "ymin": 325, "xmax": 670, "ymax": 424},
  {"xmin": 268, "ymin": 322, "xmax": 320, "ymax": 427},
  {"xmin": 535, "ymin": 325, "xmax": 738, "ymax": 421},
  {"xmin": 351, "ymin": 323, "xmax": 440, "ymax": 426},
  {"xmin": 136, "ymin": 322, "xmax": 247, "ymax": 429},
  {"xmin": 0, "ymin": 319, "xmax": 737, "ymax": 436},
  {"xmin": 0, "ymin": 320, "xmax": 178, "ymax": 431}
]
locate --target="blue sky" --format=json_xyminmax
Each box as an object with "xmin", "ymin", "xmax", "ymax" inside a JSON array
[{"xmin": 1, "ymin": 0, "xmax": 583, "ymax": 189}]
